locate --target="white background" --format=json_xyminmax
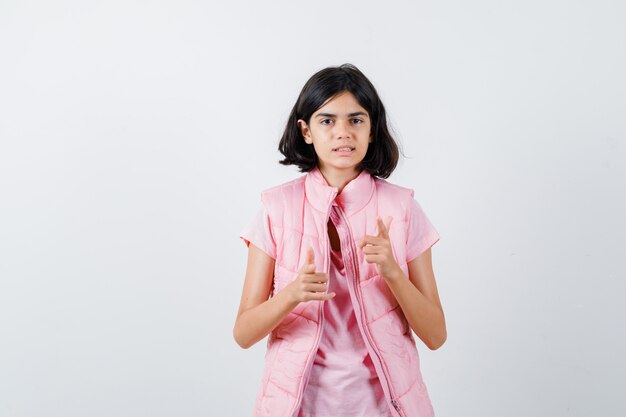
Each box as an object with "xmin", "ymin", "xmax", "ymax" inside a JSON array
[{"xmin": 1, "ymin": 1, "xmax": 625, "ymax": 416}]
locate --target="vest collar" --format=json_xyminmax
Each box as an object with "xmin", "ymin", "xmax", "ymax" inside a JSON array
[{"xmin": 304, "ymin": 165, "xmax": 375, "ymax": 215}]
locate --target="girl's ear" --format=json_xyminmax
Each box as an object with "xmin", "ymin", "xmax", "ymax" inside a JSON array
[{"xmin": 297, "ymin": 119, "xmax": 312, "ymax": 144}]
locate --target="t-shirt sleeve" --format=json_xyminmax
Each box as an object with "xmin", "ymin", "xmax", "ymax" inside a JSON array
[
  {"xmin": 239, "ymin": 203, "xmax": 277, "ymax": 260},
  {"xmin": 405, "ymin": 197, "xmax": 440, "ymax": 263}
]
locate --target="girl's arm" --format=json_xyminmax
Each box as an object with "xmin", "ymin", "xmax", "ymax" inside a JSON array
[
  {"xmin": 384, "ymin": 248, "xmax": 447, "ymax": 350},
  {"xmin": 233, "ymin": 244, "xmax": 333, "ymax": 349},
  {"xmin": 359, "ymin": 217, "xmax": 446, "ymax": 350}
]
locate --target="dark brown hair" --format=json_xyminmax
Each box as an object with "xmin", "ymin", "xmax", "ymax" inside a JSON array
[{"xmin": 278, "ymin": 63, "xmax": 400, "ymax": 178}]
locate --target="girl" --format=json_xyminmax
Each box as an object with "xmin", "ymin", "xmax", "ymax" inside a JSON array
[{"xmin": 234, "ymin": 64, "xmax": 446, "ymax": 417}]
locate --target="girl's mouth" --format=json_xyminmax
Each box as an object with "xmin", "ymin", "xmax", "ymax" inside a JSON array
[{"xmin": 333, "ymin": 146, "xmax": 355, "ymax": 154}]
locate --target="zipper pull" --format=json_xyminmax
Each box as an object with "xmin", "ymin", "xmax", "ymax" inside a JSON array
[{"xmin": 391, "ymin": 398, "xmax": 401, "ymax": 412}]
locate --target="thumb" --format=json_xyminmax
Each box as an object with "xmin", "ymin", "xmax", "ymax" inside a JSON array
[
  {"xmin": 376, "ymin": 215, "xmax": 392, "ymax": 238},
  {"xmin": 303, "ymin": 246, "xmax": 315, "ymax": 272}
]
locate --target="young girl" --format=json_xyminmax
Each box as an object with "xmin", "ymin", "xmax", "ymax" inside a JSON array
[{"xmin": 234, "ymin": 64, "xmax": 446, "ymax": 417}]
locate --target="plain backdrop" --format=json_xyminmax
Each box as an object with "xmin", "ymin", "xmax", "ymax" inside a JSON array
[{"xmin": 1, "ymin": 1, "xmax": 625, "ymax": 416}]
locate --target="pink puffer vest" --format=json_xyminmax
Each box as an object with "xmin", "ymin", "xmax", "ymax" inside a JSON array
[{"xmin": 254, "ymin": 166, "xmax": 435, "ymax": 417}]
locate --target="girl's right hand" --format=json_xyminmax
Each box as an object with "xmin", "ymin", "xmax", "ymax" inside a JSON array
[{"xmin": 285, "ymin": 246, "xmax": 336, "ymax": 304}]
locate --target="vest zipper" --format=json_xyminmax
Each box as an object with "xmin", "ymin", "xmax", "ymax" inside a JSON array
[
  {"xmin": 334, "ymin": 205, "xmax": 407, "ymax": 417},
  {"xmin": 289, "ymin": 195, "xmax": 336, "ymax": 417},
  {"xmin": 391, "ymin": 398, "xmax": 402, "ymax": 413}
]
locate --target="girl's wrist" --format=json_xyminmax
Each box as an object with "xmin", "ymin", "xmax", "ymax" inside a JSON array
[
  {"xmin": 382, "ymin": 265, "xmax": 405, "ymax": 282},
  {"xmin": 277, "ymin": 285, "xmax": 300, "ymax": 310}
]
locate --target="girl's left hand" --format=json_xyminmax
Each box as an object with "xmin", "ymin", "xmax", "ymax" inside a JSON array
[{"xmin": 358, "ymin": 216, "xmax": 403, "ymax": 281}]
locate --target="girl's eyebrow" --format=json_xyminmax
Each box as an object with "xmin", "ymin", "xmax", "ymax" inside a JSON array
[{"xmin": 315, "ymin": 111, "xmax": 369, "ymax": 118}]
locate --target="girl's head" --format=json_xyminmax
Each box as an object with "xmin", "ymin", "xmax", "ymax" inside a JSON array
[{"xmin": 278, "ymin": 63, "xmax": 399, "ymax": 179}]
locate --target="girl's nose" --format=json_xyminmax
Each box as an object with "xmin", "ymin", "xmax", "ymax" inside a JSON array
[{"xmin": 335, "ymin": 119, "xmax": 352, "ymax": 138}]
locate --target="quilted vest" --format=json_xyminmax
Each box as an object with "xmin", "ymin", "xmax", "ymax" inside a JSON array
[{"xmin": 253, "ymin": 165, "xmax": 435, "ymax": 417}]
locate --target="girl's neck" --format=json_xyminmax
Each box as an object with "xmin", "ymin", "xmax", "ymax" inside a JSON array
[{"xmin": 317, "ymin": 166, "xmax": 362, "ymax": 195}]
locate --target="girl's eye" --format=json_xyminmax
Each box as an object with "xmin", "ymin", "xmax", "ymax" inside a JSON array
[
  {"xmin": 321, "ymin": 119, "xmax": 333, "ymax": 125},
  {"xmin": 352, "ymin": 118, "xmax": 364, "ymax": 124}
]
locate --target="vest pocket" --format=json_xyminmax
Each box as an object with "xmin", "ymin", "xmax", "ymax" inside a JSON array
[
  {"xmin": 274, "ymin": 312, "xmax": 301, "ymax": 338},
  {"xmin": 359, "ymin": 275, "xmax": 399, "ymax": 323}
]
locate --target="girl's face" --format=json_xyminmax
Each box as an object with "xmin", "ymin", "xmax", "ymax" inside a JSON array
[{"xmin": 297, "ymin": 91, "xmax": 372, "ymax": 177}]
